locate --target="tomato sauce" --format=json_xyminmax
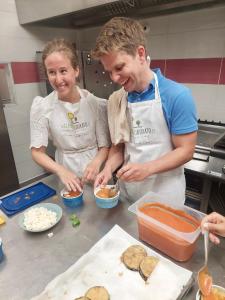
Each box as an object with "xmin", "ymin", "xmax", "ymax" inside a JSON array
[
  {"xmin": 63, "ymin": 190, "xmax": 81, "ymax": 198},
  {"xmin": 139, "ymin": 203, "xmax": 199, "ymax": 233},
  {"xmin": 137, "ymin": 202, "xmax": 200, "ymax": 261},
  {"xmin": 199, "ymin": 272, "xmax": 213, "ymax": 298},
  {"xmin": 96, "ymin": 188, "xmax": 117, "ymax": 198}
]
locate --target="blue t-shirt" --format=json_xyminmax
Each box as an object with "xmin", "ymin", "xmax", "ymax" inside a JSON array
[{"xmin": 127, "ymin": 68, "xmax": 198, "ymax": 135}]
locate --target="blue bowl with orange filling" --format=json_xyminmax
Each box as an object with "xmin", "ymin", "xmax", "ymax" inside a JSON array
[
  {"xmin": 94, "ymin": 185, "xmax": 120, "ymax": 209},
  {"xmin": 61, "ymin": 189, "xmax": 83, "ymax": 208}
]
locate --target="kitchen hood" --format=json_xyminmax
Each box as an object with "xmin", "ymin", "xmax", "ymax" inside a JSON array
[{"xmin": 15, "ymin": 0, "xmax": 225, "ymax": 29}]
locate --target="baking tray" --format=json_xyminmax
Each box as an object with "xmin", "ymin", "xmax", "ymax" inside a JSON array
[{"xmin": 32, "ymin": 225, "xmax": 194, "ymax": 300}]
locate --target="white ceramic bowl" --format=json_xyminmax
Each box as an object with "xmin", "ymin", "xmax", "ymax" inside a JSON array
[
  {"xmin": 18, "ymin": 203, "xmax": 62, "ymax": 232},
  {"xmin": 196, "ymin": 284, "xmax": 225, "ymax": 299}
]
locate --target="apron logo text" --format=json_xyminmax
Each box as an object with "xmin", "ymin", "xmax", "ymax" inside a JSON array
[
  {"xmin": 62, "ymin": 121, "xmax": 89, "ymax": 130},
  {"xmin": 133, "ymin": 127, "xmax": 156, "ymax": 136}
]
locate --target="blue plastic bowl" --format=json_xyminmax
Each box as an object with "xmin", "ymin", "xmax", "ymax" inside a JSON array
[
  {"xmin": 61, "ymin": 189, "xmax": 83, "ymax": 208},
  {"xmin": 94, "ymin": 185, "xmax": 120, "ymax": 209}
]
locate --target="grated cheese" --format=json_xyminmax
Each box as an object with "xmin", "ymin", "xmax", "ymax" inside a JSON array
[{"xmin": 24, "ymin": 207, "xmax": 57, "ymax": 231}]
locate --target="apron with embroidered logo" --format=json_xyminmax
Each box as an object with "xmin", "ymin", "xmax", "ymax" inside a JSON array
[
  {"xmin": 49, "ymin": 89, "xmax": 98, "ymax": 178},
  {"xmin": 121, "ymin": 73, "xmax": 185, "ymax": 205}
]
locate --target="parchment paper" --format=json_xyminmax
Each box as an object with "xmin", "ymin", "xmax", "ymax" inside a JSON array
[{"xmin": 31, "ymin": 225, "xmax": 193, "ymax": 300}]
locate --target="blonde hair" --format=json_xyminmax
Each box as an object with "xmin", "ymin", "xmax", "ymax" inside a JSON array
[
  {"xmin": 92, "ymin": 17, "xmax": 147, "ymax": 59},
  {"xmin": 42, "ymin": 38, "xmax": 79, "ymax": 70}
]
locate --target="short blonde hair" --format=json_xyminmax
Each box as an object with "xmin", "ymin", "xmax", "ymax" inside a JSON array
[
  {"xmin": 92, "ymin": 17, "xmax": 146, "ymax": 59},
  {"xmin": 42, "ymin": 38, "xmax": 79, "ymax": 70}
]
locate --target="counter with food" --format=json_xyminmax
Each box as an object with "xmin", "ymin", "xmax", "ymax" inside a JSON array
[{"xmin": 0, "ymin": 175, "xmax": 225, "ymax": 300}]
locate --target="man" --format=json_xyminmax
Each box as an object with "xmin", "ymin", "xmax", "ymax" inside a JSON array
[{"xmin": 92, "ymin": 17, "xmax": 197, "ymax": 205}]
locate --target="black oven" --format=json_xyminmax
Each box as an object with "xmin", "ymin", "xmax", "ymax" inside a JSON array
[{"xmin": 185, "ymin": 121, "xmax": 225, "ymax": 214}]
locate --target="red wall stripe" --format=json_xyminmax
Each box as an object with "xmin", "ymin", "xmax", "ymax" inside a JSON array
[
  {"xmin": 11, "ymin": 62, "xmax": 40, "ymax": 84},
  {"xmin": 165, "ymin": 58, "xmax": 221, "ymax": 84},
  {"xmin": 219, "ymin": 58, "xmax": 225, "ymax": 85},
  {"xmin": 0, "ymin": 64, "xmax": 6, "ymax": 69},
  {"xmin": 10, "ymin": 58, "xmax": 225, "ymax": 85},
  {"xmin": 151, "ymin": 59, "xmax": 166, "ymax": 74}
]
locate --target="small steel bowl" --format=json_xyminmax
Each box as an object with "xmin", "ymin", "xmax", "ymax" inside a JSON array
[{"xmin": 196, "ymin": 284, "xmax": 225, "ymax": 299}]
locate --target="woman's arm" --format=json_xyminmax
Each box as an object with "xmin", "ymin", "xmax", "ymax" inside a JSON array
[{"xmin": 31, "ymin": 147, "xmax": 82, "ymax": 191}]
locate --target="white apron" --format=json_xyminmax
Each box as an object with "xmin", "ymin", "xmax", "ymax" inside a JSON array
[
  {"xmin": 49, "ymin": 89, "xmax": 98, "ymax": 178},
  {"xmin": 120, "ymin": 73, "xmax": 185, "ymax": 206}
]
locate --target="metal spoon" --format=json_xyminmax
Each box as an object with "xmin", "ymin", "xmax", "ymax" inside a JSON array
[
  {"xmin": 109, "ymin": 178, "xmax": 120, "ymax": 197},
  {"xmin": 197, "ymin": 230, "xmax": 213, "ymax": 297},
  {"xmin": 109, "ymin": 155, "xmax": 130, "ymax": 197}
]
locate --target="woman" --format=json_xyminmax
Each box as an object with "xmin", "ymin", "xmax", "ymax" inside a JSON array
[{"xmin": 30, "ymin": 38, "xmax": 110, "ymax": 192}]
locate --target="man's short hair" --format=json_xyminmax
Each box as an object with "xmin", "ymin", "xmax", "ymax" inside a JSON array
[{"xmin": 92, "ymin": 17, "xmax": 147, "ymax": 59}]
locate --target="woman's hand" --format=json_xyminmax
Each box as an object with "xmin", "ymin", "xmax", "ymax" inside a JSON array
[
  {"xmin": 31, "ymin": 147, "xmax": 82, "ymax": 191},
  {"xmin": 201, "ymin": 212, "xmax": 225, "ymax": 245},
  {"xmin": 56, "ymin": 165, "xmax": 82, "ymax": 192}
]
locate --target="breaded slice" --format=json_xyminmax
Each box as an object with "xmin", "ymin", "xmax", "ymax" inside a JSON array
[
  {"xmin": 139, "ymin": 256, "xmax": 159, "ymax": 281},
  {"xmin": 122, "ymin": 245, "xmax": 147, "ymax": 271},
  {"xmin": 85, "ymin": 286, "xmax": 110, "ymax": 300},
  {"xmin": 74, "ymin": 297, "xmax": 91, "ymax": 300}
]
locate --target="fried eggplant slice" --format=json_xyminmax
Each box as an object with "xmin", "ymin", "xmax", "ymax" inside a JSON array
[
  {"xmin": 122, "ymin": 245, "xmax": 147, "ymax": 271},
  {"xmin": 139, "ymin": 256, "xmax": 159, "ymax": 281},
  {"xmin": 85, "ymin": 286, "xmax": 110, "ymax": 300}
]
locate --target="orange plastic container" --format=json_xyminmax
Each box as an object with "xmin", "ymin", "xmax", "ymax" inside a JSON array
[{"xmin": 128, "ymin": 192, "xmax": 205, "ymax": 262}]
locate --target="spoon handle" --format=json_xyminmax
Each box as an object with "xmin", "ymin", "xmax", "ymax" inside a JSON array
[{"xmin": 204, "ymin": 230, "xmax": 209, "ymax": 266}]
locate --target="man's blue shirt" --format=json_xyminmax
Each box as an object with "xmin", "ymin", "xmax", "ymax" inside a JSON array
[{"xmin": 127, "ymin": 68, "xmax": 198, "ymax": 135}]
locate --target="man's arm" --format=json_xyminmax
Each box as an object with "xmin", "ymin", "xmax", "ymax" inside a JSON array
[
  {"xmin": 117, "ymin": 131, "xmax": 197, "ymax": 181},
  {"xmin": 94, "ymin": 143, "xmax": 124, "ymax": 187}
]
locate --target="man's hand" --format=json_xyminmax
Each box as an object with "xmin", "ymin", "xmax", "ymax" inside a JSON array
[{"xmin": 117, "ymin": 162, "xmax": 150, "ymax": 182}]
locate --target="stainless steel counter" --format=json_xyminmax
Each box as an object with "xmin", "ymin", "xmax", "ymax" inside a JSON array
[{"xmin": 1, "ymin": 175, "xmax": 225, "ymax": 300}]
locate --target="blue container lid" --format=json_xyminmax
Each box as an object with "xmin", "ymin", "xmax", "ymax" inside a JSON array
[{"xmin": 0, "ymin": 182, "xmax": 56, "ymax": 216}]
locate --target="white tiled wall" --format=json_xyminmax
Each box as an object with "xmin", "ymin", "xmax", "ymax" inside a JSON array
[
  {"xmin": 77, "ymin": 5, "xmax": 225, "ymax": 122},
  {"xmin": 187, "ymin": 84, "xmax": 225, "ymax": 123},
  {"xmin": 1, "ymin": 1, "xmax": 225, "ymax": 184},
  {"xmin": 0, "ymin": 0, "xmax": 77, "ymax": 184}
]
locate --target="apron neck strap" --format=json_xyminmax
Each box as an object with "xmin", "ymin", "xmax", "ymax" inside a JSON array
[
  {"xmin": 153, "ymin": 72, "xmax": 160, "ymax": 100},
  {"xmin": 76, "ymin": 86, "xmax": 85, "ymax": 99}
]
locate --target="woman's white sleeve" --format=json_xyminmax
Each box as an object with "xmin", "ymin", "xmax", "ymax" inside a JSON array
[
  {"xmin": 96, "ymin": 98, "xmax": 111, "ymax": 148},
  {"xmin": 30, "ymin": 96, "xmax": 49, "ymax": 149}
]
